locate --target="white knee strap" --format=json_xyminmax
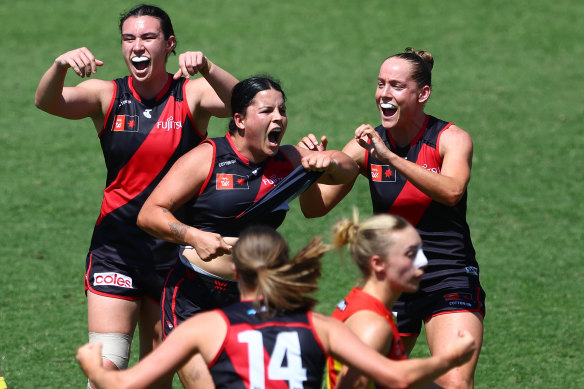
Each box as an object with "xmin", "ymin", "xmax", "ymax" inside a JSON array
[{"xmin": 89, "ymin": 332, "xmax": 132, "ymax": 370}]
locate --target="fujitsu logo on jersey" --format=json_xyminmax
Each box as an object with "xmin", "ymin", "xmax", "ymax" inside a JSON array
[
  {"xmin": 156, "ymin": 116, "xmax": 183, "ymax": 131},
  {"xmin": 93, "ymin": 272, "xmax": 133, "ymax": 288},
  {"xmin": 262, "ymin": 173, "xmax": 286, "ymax": 186}
]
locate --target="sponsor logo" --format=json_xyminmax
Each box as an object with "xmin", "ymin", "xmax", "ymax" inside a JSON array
[
  {"xmin": 143, "ymin": 109, "xmax": 152, "ymax": 118},
  {"xmin": 336, "ymin": 300, "xmax": 347, "ymax": 311},
  {"xmin": 216, "ymin": 174, "xmax": 249, "ymax": 190},
  {"xmin": 262, "ymin": 173, "xmax": 286, "ymax": 186},
  {"xmin": 165, "ymin": 321, "xmax": 174, "ymax": 330},
  {"xmin": 443, "ymin": 293, "xmax": 472, "ymax": 308},
  {"xmin": 93, "ymin": 272, "xmax": 133, "ymax": 288},
  {"xmin": 422, "ymin": 163, "xmax": 440, "ymax": 174},
  {"xmin": 371, "ymin": 164, "xmax": 396, "ymax": 182},
  {"xmin": 118, "ymin": 99, "xmax": 132, "ymax": 107},
  {"xmin": 156, "ymin": 116, "xmax": 182, "ymax": 131},
  {"xmin": 218, "ymin": 159, "xmax": 236, "ymax": 168},
  {"xmin": 465, "ymin": 266, "xmax": 479, "ymax": 276},
  {"xmin": 214, "ymin": 280, "xmax": 229, "ymax": 291},
  {"xmin": 112, "ymin": 115, "xmax": 139, "ymax": 132}
]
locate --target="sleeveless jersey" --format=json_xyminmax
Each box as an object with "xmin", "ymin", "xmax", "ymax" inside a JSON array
[
  {"xmin": 366, "ymin": 115, "xmax": 478, "ymax": 291},
  {"xmin": 90, "ymin": 74, "xmax": 205, "ymax": 268},
  {"xmin": 326, "ymin": 287, "xmax": 406, "ymax": 389},
  {"xmin": 209, "ymin": 301, "xmax": 327, "ymax": 389},
  {"xmin": 183, "ymin": 133, "xmax": 295, "ymax": 237}
]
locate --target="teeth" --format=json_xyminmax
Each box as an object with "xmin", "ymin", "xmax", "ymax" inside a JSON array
[
  {"xmin": 380, "ymin": 102, "xmax": 396, "ymax": 109},
  {"xmin": 131, "ymin": 56, "xmax": 149, "ymax": 63}
]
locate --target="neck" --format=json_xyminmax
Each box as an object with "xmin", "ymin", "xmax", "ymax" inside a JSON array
[
  {"xmin": 389, "ymin": 111, "xmax": 427, "ymax": 147},
  {"xmin": 133, "ymin": 72, "xmax": 169, "ymax": 101},
  {"xmin": 230, "ymin": 134, "xmax": 268, "ymax": 164},
  {"xmin": 361, "ymin": 278, "xmax": 401, "ymax": 311}
]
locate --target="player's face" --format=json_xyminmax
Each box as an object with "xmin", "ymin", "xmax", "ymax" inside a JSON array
[
  {"xmin": 375, "ymin": 57, "xmax": 424, "ymax": 130},
  {"xmin": 236, "ymin": 88, "xmax": 288, "ymax": 162},
  {"xmin": 121, "ymin": 16, "xmax": 175, "ymax": 82},
  {"xmin": 383, "ymin": 226, "xmax": 425, "ymax": 293}
]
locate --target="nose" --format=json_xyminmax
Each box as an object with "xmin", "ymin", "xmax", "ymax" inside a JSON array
[{"xmin": 133, "ymin": 38, "xmax": 144, "ymax": 52}]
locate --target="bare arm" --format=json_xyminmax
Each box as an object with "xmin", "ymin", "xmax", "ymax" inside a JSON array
[
  {"xmin": 77, "ymin": 311, "xmax": 226, "ymax": 389},
  {"xmin": 35, "ymin": 47, "xmax": 110, "ymax": 127},
  {"xmin": 297, "ymin": 138, "xmax": 365, "ymax": 218},
  {"xmin": 355, "ymin": 124, "xmax": 473, "ymax": 207},
  {"xmin": 337, "ymin": 312, "xmax": 394, "ymax": 389},
  {"xmin": 178, "ymin": 51, "xmax": 238, "ymax": 119},
  {"xmin": 137, "ymin": 143, "xmax": 232, "ymax": 260},
  {"xmin": 312, "ymin": 313, "xmax": 475, "ymax": 389}
]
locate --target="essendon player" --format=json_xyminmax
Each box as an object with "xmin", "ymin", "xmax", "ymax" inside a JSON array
[
  {"xmin": 77, "ymin": 226, "xmax": 476, "ymax": 389},
  {"xmin": 34, "ymin": 4, "xmax": 237, "ymax": 386},
  {"xmin": 299, "ymin": 48, "xmax": 485, "ymax": 389},
  {"xmin": 137, "ymin": 76, "xmax": 358, "ymax": 388}
]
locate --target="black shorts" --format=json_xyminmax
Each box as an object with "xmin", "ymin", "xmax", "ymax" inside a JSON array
[
  {"xmin": 84, "ymin": 252, "xmax": 171, "ymax": 302},
  {"xmin": 161, "ymin": 260, "xmax": 239, "ymax": 338},
  {"xmin": 393, "ymin": 285, "xmax": 486, "ymax": 336}
]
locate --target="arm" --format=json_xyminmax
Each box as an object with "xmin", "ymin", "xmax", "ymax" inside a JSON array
[
  {"xmin": 297, "ymin": 138, "xmax": 365, "ymax": 218},
  {"xmin": 35, "ymin": 47, "xmax": 110, "ymax": 126},
  {"xmin": 336, "ymin": 312, "xmax": 394, "ymax": 389},
  {"xmin": 77, "ymin": 311, "xmax": 226, "ymax": 389},
  {"xmin": 177, "ymin": 51, "xmax": 238, "ymax": 118},
  {"xmin": 312, "ymin": 313, "xmax": 475, "ymax": 389},
  {"xmin": 136, "ymin": 143, "xmax": 232, "ymax": 260},
  {"xmin": 355, "ymin": 124, "xmax": 473, "ymax": 207}
]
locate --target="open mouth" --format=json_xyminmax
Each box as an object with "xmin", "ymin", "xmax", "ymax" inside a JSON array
[
  {"xmin": 380, "ymin": 102, "xmax": 397, "ymax": 117},
  {"xmin": 131, "ymin": 56, "xmax": 150, "ymax": 71},
  {"xmin": 267, "ymin": 128, "xmax": 282, "ymax": 145}
]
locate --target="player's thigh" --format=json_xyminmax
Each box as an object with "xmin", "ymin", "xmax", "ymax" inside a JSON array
[
  {"xmin": 425, "ymin": 312, "xmax": 483, "ymax": 387},
  {"xmin": 139, "ymin": 296, "xmax": 164, "ymax": 352},
  {"xmin": 87, "ymin": 290, "xmax": 140, "ymax": 334}
]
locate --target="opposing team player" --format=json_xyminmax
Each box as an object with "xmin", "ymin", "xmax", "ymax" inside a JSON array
[
  {"xmin": 300, "ymin": 48, "xmax": 485, "ymax": 388},
  {"xmin": 76, "ymin": 225, "xmax": 477, "ymax": 389},
  {"xmin": 136, "ymin": 75, "xmax": 358, "ymax": 387},
  {"xmin": 34, "ymin": 4, "xmax": 237, "ymax": 387}
]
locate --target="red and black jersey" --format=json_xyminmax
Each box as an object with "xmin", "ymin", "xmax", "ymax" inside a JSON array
[
  {"xmin": 183, "ymin": 133, "xmax": 296, "ymax": 237},
  {"xmin": 209, "ymin": 301, "xmax": 327, "ymax": 389},
  {"xmin": 90, "ymin": 74, "xmax": 205, "ymax": 269},
  {"xmin": 326, "ymin": 287, "xmax": 406, "ymax": 389},
  {"xmin": 366, "ymin": 115, "xmax": 478, "ymax": 290}
]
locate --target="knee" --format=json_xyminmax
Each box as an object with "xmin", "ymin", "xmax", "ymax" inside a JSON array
[
  {"xmin": 435, "ymin": 373, "xmax": 474, "ymax": 389},
  {"xmin": 89, "ymin": 332, "xmax": 133, "ymax": 370}
]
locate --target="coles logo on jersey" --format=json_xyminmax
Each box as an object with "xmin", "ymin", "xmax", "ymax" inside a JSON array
[
  {"xmin": 371, "ymin": 164, "xmax": 396, "ymax": 182},
  {"xmin": 93, "ymin": 272, "xmax": 133, "ymax": 288},
  {"xmin": 216, "ymin": 173, "xmax": 249, "ymax": 190},
  {"xmin": 112, "ymin": 115, "xmax": 139, "ymax": 132}
]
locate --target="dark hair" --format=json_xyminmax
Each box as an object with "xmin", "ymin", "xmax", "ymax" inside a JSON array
[
  {"xmin": 119, "ymin": 4, "xmax": 177, "ymax": 56},
  {"xmin": 228, "ymin": 76, "xmax": 286, "ymax": 134},
  {"xmin": 388, "ymin": 47, "xmax": 434, "ymax": 90},
  {"xmin": 232, "ymin": 225, "xmax": 329, "ymax": 315}
]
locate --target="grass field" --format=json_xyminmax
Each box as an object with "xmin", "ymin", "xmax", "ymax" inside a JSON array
[{"xmin": 1, "ymin": 0, "xmax": 583, "ymax": 387}]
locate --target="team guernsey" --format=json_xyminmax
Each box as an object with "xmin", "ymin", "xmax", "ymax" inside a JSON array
[
  {"xmin": 183, "ymin": 133, "xmax": 296, "ymax": 237},
  {"xmin": 366, "ymin": 115, "xmax": 479, "ymax": 292},
  {"xmin": 209, "ymin": 301, "xmax": 327, "ymax": 389},
  {"xmin": 326, "ymin": 287, "xmax": 406, "ymax": 389},
  {"xmin": 89, "ymin": 74, "xmax": 205, "ymax": 269}
]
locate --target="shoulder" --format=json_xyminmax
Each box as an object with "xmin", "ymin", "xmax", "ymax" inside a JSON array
[
  {"xmin": 439, "ymin": 123, "xmax": 473, "ymax": 155},
  {"xmin": 344, "ymin": 310, "xmax": 392, "ymax": 351}
]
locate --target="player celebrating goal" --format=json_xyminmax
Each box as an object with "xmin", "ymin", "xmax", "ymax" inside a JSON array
[{"xmin": 34, "ymin": 4, "xmax": 237, "ymax": 387}]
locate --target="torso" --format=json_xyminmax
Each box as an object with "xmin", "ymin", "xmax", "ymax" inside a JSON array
[
  {"xmin": 90, "ymin": 74, "xmax": 205, "ymax": 268},
  {"xmin": 210, "ymin": 301, "xmax": 326, "ymax": 389},
  {"xmin": 181, "ymin": 133, "xmax": 295, "ymax": 278},
  {"xmin": 326, "ymin": 287, "xmax": 406, "ymax": 389},
  {"xmin": 365, "ymin": 115, "xmax": 478, "ymax": 290}
]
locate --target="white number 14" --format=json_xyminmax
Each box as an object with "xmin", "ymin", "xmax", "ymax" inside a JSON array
[{"xmin": 238, "ymin": 330, "xmax": 307, "ymax": 389}]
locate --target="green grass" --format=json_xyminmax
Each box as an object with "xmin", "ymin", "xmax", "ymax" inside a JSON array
[{"xmin": 1, "ymin": 0, "xmax": 583, "ymax": 387}]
